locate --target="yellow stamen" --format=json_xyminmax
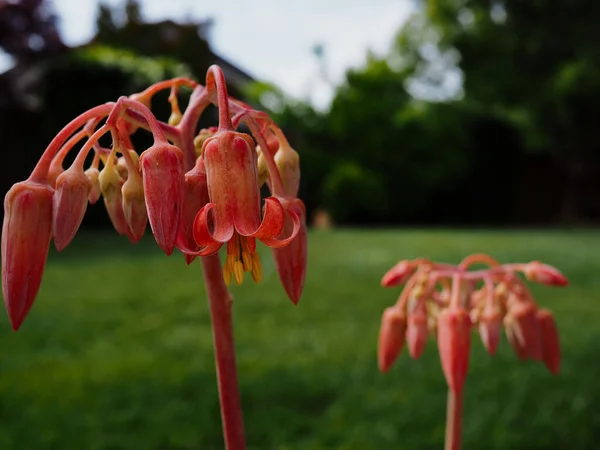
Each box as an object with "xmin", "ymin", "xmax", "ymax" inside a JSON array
[
  {"xmin": 250, "ymin": 252, "xmax": 262, "ymax": 283},
  {"xmin": 223, "ymin": 262, "xmax": 232, "ymax": 285},
  {"xmin": 242, "ymin": 251, "xmax": 253, "ymax": 272},
  {"xmin": 233, "ymin": 261, "xmax": 245, "ymax": 285}
]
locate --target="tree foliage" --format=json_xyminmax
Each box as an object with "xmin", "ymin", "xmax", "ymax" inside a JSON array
[{"xmin": 257, "ymin": 0, "xmax": 600, "ymax": 225}]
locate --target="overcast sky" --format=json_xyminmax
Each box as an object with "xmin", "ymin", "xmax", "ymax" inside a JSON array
[{"xmin": 43, "ymin": 0, "xmax": 413, "ymax": 108}]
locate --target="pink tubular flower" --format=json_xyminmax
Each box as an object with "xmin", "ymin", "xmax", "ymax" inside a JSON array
[
  {"xmin": 2, "ymin": 180, "xmax": 54, "ymax": 330},
  {"xmin": 378, "ymin": 307, "xmax": 407, "ymax": 373},
  {"xmin": 121, "ymin": 170, "xmax": 148, "ymax": 243},
  {"xmin": 537, "ymin": 308, "xmax": 561, "ymax": 375},
  {"xmin": 52, "ymin": 166, "xmax": 93, "ymax": 251},
  {"xmin": 406, "ymin": 306, "xmax": 428, "ymax": 359},
  {"xmin": 139, "ymin": 143, "xmax": 185, "ymax": 255},
  {"xmin": 271, "ymin": 198, "xmax": 307, "ymax": 305},
  {"xmin": 506, "ymin": 301, "xmax": 542, "ymax": 361},
  {"xmin": 193, "ymin": 130, "xmax": 300, "ymax": 285},
  {"xmin": 437, "ymin": 307, "xmax": 472, "ymax": 393},
  {"xmin": 478, "ymin": 304, "xmax": 501, "ymax": 356},
  {"xmin": 176, "ymin": 157, "xmax": 209, "ymax": 265}
]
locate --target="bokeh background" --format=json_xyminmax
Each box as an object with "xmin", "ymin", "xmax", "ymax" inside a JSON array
[{"xmin": 1, "ymin": 0, "xmax": 600, "ymax": 449}]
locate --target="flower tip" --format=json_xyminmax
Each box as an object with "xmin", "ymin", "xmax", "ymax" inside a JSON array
[
  {"xmin": 525, "ymin": 261, "xmax": 569, "ymax": 287},
  {"xmin": 286, "ymin": 289, "xmax": 301, "ymax": 306},
  {"xmin": 381, "ymin": 261, "xmax": 414, "ymax": 288},
  {"xmin": 184, "ymin": 253, "xmax": 197, "ymax": 265}
]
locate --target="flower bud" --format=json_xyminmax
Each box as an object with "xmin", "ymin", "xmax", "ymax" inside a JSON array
[
  {"xmin": 85, "ymin": 167, "xmax": 101, "ymax": 204},
  {"xmin": 193, "ymin": 127, "xmax": 217, "ymax": 158},
  {"xmin": 406, "ymin": 306, "xmax": 428, "ymax": 359},
  {"xmin": 271, "ymin": 198, "xmax": 307, "ymax": 304},
  {"xmin": 274, "ymin": 142, "xmax": 300, "ymax": 197},
  {"xmin": 537, "ymin": 309, "xmax": 560, "ymax": 375},
  {"xmin": 120, "ymin": 92, "xmax": 152, "ymax": 135},
  {"xmin": 478, "ymin": 305, "xmax": 502, "ymax": 356},
  {"xmin": 116, "ymin": 150, "xmax": 139, "ymax": 181},
  {"xmin": 2, "ymin": 180, "xmax": 54, "ymax": 330},
  {"xmin": 509, "ymin": 301, "xmax": 542, "ymax": 361},
  {"xmin": 524, "ymin": 261, "xmax": 568, "ymax": 287},
  {"xmin": 504, "ymin": 315, "xmax": 528, "ymax": 360},
  {"xmin": 177, "ymin": 158, "xmax": 209, "ymax": 264},
  {"xmin": 121, "ymin": 171, "xmax": 147, "ymax": 243},
  {"xmin": 256, "ymin": 147, "xmax": 269, "ymax": 188},
  {"xmin": 139, "ymin": 143, "xmax": 185, "ymax": 255},
  {"xmin": 99, "ymin": 163, "xmax": 129, "ymax": 236},
  {"xmin": 381, "ymin": 261, "xmax": 416, "ymax": 288},
  {"xmin": 168, "ymin": 111, "xmax": 182, "ymax": 126},
  {"xmin": 378, "ymin": 307, "xmax": 407, "ymax": 373},
  {"xmin": 52, "ymin": 167, "xmax": 92, "ymax": 251},
  {"xmin": 437, "ymin": 307, "xmax": 472, "ymax": 393}
]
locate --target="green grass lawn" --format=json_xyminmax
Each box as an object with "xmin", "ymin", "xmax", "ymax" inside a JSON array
[{"xmin": 0, "ymin": 229, "xmax": 599, "ymax": 449}]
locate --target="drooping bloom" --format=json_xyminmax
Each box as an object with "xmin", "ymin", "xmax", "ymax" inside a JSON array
[
  {"xmin": 193, "ymin": 130, "xmax": 300, "ymax": 285},
  {"xmin": 2, "ymin": 180, "xmax": 54, "ymax": 330},
  {"xmin": 139, "ymin": 143, "xmax": 185, "ymax": 255},
  {"xmin": 99, "ymin": 157, "xmax": 132, "ymax": 239},
  {"xmin": 176, "ymin": 157, "xmax": 209, "ymax": 265},
  {"xmin": 478, "ymin": 304, "xmax": 502, "ymax": 356},
  {"xmin": 52, "ymin": 166, "xmax": 92, "ymax": 251},
  {"xmin": 406, "ymin": 303, "xmax": 429, "ymax": 359},
  {"xmin": 537, "ymin": 308, "xmax": 561, "ymax": 375},
  {"xmin": 268, "ymin": 138, "xmax": 307, "ymax": 304},
  {"xmin": 121, "ymin": 170, "xmax": 148, "ymax": 243},
  {"xmin": 378, "ymin": 307, "xmax": 407, "ymax": 373},
  {"xmin": 271, "ymin": 198, "xmax": 307, "ymax": 304},
  {"xmin": 505, "ymin": 300, "xmax": 542, "ymax": 361},
  {"xmin": 437, "ymin": 306, "xmax": 472, "ymax": 393}
]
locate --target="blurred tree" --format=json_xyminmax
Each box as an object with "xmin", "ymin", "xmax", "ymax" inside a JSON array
[
  {"xmin": 0, "ymin": 0, "xmax": 64, "ymax": 59},
  {"xmin": 96, "ymin": 2, "xmax": 117, "ymax": 39},
  {"xmin": 124, "ymin": 0, "xmax": 142, "ymax": 24},
  {"xmin": 397, "ymin": 0, "xmax": 600, "ymax": 223}
]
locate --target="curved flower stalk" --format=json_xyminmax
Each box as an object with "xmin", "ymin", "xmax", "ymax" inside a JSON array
[
  {"xmin": 378, "ymin": 254, "xmax": 568, "ymax": 450},
  {"xmin": 1, "ymin": 66, "xmax": 307, "ymax": 450}
]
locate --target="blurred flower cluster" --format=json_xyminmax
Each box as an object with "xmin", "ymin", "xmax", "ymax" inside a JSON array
[{"xmin": 378, "ymin": 253, "xmax": 567, "ymax": 449}]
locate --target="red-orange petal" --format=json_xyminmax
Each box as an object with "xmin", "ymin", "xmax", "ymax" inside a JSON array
[
  {"xmin": 192, "ymin": 203, "xmax": 234, "ymax": 248},
  {"xmin": 257, "ymin": 199, "xmax": 299, "ymax": 248},
  {"xmin": 271, "ymin": 200, "xmax": 307, "ymax": 304}
]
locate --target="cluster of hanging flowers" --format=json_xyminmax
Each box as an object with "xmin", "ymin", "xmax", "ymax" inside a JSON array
[
  {"xmin": 1, "ymin": 65, "xmax": 307, "ymax": 331},
  {"xmin": 377, "ymin": 253, "xmax": 567, "ymax": 450}
]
